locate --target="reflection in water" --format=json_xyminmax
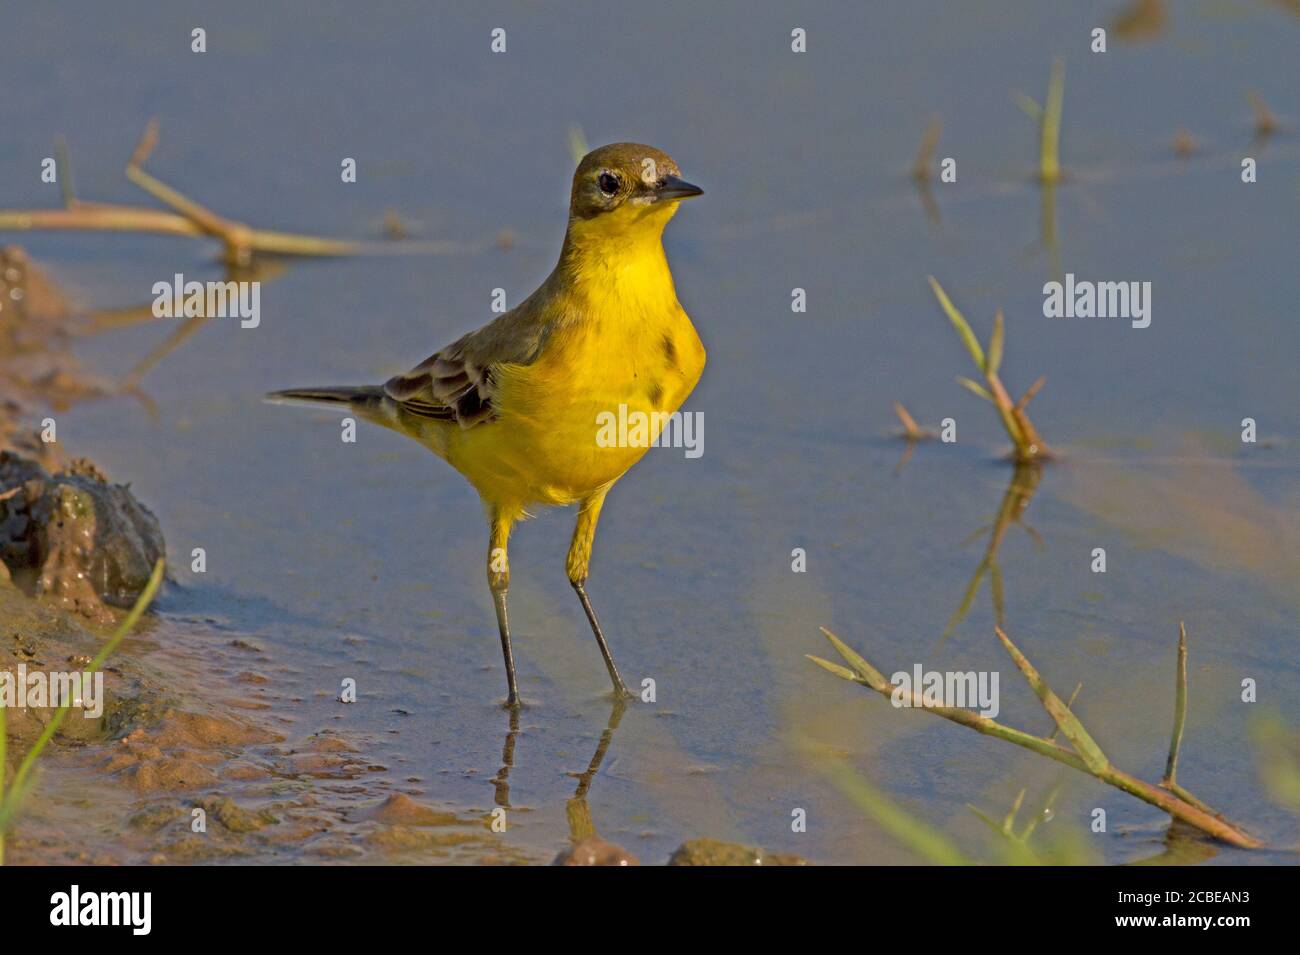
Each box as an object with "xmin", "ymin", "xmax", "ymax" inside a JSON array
[
  {"xmin": 0, "ymin": 247, "xmax": 286, "ymax": 435},
  {"xmin": 1038, "ymin": 181, "xmax": 1063, "ymax": 286},
  {"xmin": 490, "ymin": 706, "xmax": 520, "ymax": 809},
  {"xmin": 971, "ymin": 777, "xmax": 1213, "ymax": 865},
  {"xmin": 891, "ymin": 401, "xmax": 937, "ymax": 475},
  {"xmin": 910, "ymin": 115, "xmax": 944, "ymax": 228},
  {"xmin": 0, "ymin": 246, "xmax": 113, "ymax": 425},
  {"xmin": 913, "ymin": 176, "xmax": 941, "ymax": 229},
  {"xmin": 489, "ymin": 697, "xmax": 636, "ymax": 863},
  {"xmin": 1018, "ymin": 174, "xmax": 1064, "ymax": 285},
  {"xmin": 564, "ymin": 697, "xmax": 627, "ymax": 841},
  {"xmin": 90, "ymin": 260, "xmax": 287, "ymax": 413},
  {"xmin": 1129, "ymin": 822, "xmax": 1219, "ymax": 866},
  {"xmin": 942, "ymin": 462, "xmax": 1043, "ymax": 647}
]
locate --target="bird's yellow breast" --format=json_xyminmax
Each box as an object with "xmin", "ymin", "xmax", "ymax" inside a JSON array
[{"xmin": 441, "ymin": 231, "xmax": 705, "ymax": 515}]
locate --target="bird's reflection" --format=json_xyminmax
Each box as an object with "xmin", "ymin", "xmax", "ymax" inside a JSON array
[
  {"xmin": 488, "ymin": 696, "xmax": 626, "ymax": 815},
  {"xmin": 489, "ymin": 705, "xmax": 520, "ymax": 809},
  {"xmin": 567, "ymin": 696, "xmax": 626, "ymax": 809},
  {"xmin": 557, "ymin": 697, "xmax": 637, "ymax": 864},
  {"xmin": 489, "ymin": 695, "xmax": 637, "ymax": 864}
]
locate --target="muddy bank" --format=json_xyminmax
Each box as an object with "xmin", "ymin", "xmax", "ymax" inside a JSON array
[{"xmin": 2, "ymin": 579, "xmax": 557, "ymax": 865}]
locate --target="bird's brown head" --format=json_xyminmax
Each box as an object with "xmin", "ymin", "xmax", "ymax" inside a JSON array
[{"xmin": 568, "ymin": 143, "xmax": 703, "ymax": 227}]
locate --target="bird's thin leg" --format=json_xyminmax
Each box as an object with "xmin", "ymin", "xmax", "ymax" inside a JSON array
[
  {"xmin": 487, "ymin": 509, "xmax": 520, "ymax": 707},
  {"xmin": 567, "ymin": 491, "xmax": 632, "ymax": 699},
  {"xmin": 572, "ymin": 581, "xmax": 630, "ymax": 698}
]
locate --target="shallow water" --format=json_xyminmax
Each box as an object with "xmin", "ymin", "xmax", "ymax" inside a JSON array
[{"xmin": 1, "ymin": 1, "xmax": 1297, "ymax": 863}]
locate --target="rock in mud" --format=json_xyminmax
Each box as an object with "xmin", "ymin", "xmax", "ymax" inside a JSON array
[
  {"xmin": 0, "ymin": 451, "xmax": 164, "ymax": 621},
  {"xmin": 193, "ymin": 796, "xmax": 279, "ymax": 834},
  {"xmin": 364, "ymin": 793, "xmax": 460, "ymax": 827},
  {"xmin": 128, "ymin": 804, "xmax": 186, "ymax": 833},
  {"xmin": 668, "ymin": 838, "xmax": 807, "ymax": 866},
  {"xmin": 553, "ymin": 834, "xmax": 639, "ymax": 866},
  {"xmin": 122, "ymin": 756, "xmax": 219, "ymax": 793}
]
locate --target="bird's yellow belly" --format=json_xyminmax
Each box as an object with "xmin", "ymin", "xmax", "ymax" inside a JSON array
[{"xmin": 443, "ymin": 312, "xmax": 705, "ymax": 514}]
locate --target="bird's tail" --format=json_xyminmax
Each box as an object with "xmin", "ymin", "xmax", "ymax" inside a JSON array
[{"xmin": 265, "ymin": 385, "xmax": 385, "ymax": 409}]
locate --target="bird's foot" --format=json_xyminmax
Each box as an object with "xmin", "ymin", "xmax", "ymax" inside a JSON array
[{"xmin": 607, "ymin": 683, "xmax": 636, "ymax": 703}]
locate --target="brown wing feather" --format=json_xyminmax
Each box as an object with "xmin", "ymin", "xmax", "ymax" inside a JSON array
[
  {"xmin": 384, "ymin": 345, "xmax": 484, "ymax": 424},
  {"xmin": 382, "ymin": 307, "xmax": 551, "ymax": 428}
]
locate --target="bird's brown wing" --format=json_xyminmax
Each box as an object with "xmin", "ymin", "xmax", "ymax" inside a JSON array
[{"xmin": 382, "ymin": 311, "xmax": 550, "ymax": 428}]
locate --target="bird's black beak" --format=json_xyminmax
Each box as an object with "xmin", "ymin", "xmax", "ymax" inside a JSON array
[{"xmin": 657, "ymin": 174, "xmax": 704, "ymax": 201}]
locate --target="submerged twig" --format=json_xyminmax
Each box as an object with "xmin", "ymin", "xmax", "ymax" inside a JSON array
[
  {"xmin": 892, "ymin": 401, "xmax": 934, "ymax": 441},
  {"xmin": 891, "ymin": 401, "xmax": 940, "ymax": 473},
  {"xmin": 1157, "ymin": 622, "xmax": 1216, "ymax": 814},
  {"xmin": 808, "ymin": 624, "xmax": 1263, "ymax": 849},
  {"xmin": 911, "ymin": 115, "xmax": 942, "ymax": 181},
  {"xmin": 1173, "ymin": 128, "xmax": 1200, "ymax": 158},
  {"xmin": 1247, "ymin": 90, "xmax": 1279, "ymax": 139},
  {"xmin": 0, "ymin": 121, "xmax": 470, "ymax": 265}
]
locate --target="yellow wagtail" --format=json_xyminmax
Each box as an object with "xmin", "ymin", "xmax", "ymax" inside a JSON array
[{"xmin": 269, "ymin": 144, "xmax": 705, "ymax": 706}]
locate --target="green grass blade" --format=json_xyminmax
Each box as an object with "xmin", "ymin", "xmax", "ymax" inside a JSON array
[
  {"xmin": 1040, "ymin": 58, "xmax": 1065, "ymax": 182},
  {"xmin": 806, "ymin": 654, "xmax": 860, "ymax": 684},
  {"xmin": 1019, "ymin": 784, "xmax": 1062, "ymax": 841},
  {"xmin": 1164, "ymin": 622, "xmax": 1188, "ymax": 785},
  {"xmin": 967, "ymin": 804, "xmax": 1002, "ymax": 834},
  {"xmin": 996, "ymin": 627, "xmax": 1110, "ymax": 774},
  {"xmin": 818, "ymin": 628, "xmax": 891, "ymax": 692},
  {"xmin": 967, "ymin": 803, "xmax": 1043, "ymax": 863},
  {"xmin": 1002, "ymin": 787, "xmax": 1026, "ymax": 836},
  {"xmin": 955, "ymin": 376, "xmax": 995, "ymax": 402},
  {"xmin": 989, "ymin": 561, "xmax": 1005, "ymax": 628},
  {"xmin": 928, "ymin": 277, "xmax": 985, "ymax": 370},
  {"xmin": 987, "ymin": 310, "xmax": 1005, "ymax": 375},
  {"xmin": 1013, "ymin": 92, "xmax": 1043, "ymax": 120}
]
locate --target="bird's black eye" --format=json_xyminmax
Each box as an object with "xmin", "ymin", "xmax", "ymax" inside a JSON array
[{"xmin": 598, "ymin": 172, "xmax": 621, "ymax": 196}]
